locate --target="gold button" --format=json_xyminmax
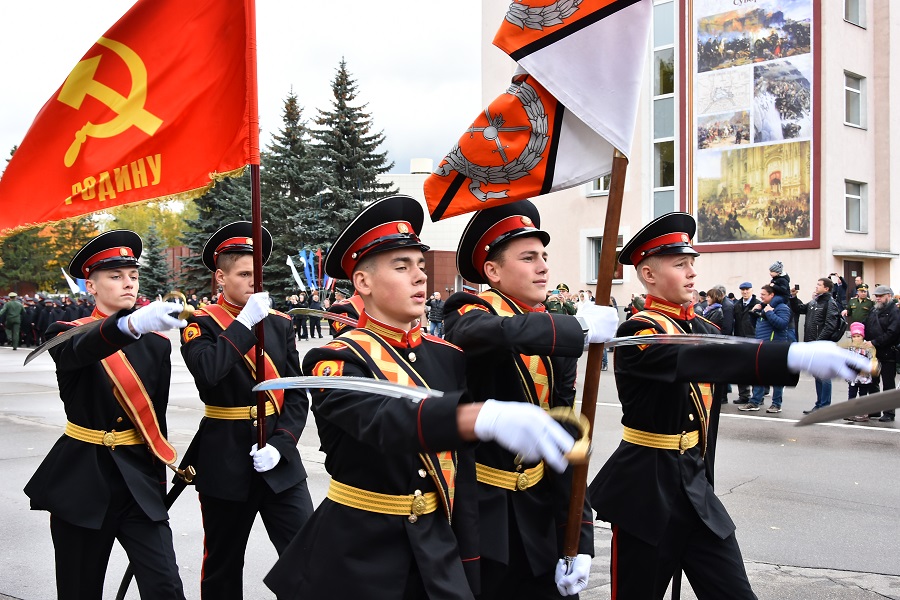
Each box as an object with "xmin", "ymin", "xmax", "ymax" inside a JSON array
[
  {"xmin": 252, "ymin": 420, "xmax": 258, "ymax": 427},
  {"xmin": 418, "ymin": 469, "xmax": 427, "ymax": 478},
  {"xmin": 102, "ymin": 432, "xmax": 116, "ymax": 447},
  {"xmin": 408, "ymin": 352, "xmax": 416, "ymax": 362},
  {"xmin": 516, "ymin": 473, "xmax": 530, "ymax": 491},
  {"xmin": 688, "ymin": 414, "xmax": 694, "ymax": 421},
  {"xmin": 116, "ymin": 417, "xmax": 123, "ymax": 423}
]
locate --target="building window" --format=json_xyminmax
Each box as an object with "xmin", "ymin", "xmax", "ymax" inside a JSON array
[
  {"xmin": 845, "ymin": 181, "xmax": 867, "ymax": 233},
  {"xmin": 651, "ymin": 0, "xmax": 676, "ymax": 218},
  {"xmin": 587, "ymin": 235, "xmax": 624, "ymax": 284},
  {"xmin": 844, "ymin": 73, "xmax": 865, "ymax": 128},
  {"xmin": 844, "ymin": 0, "xmax": 865, "ymax": 27},
  {"xmin": 587, "ymin": 174, "xmax": 611, "ymax": 197}
]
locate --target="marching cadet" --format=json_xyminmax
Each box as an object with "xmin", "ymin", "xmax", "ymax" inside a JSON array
[
  {"xmin": 180, "ymin": 222, "xmax": 313, "ymax": 599},
  {"xmin": 265, "ymin": 195, "xmax": 580, "ymax": 600},
  {"xmin": 442, "ymin": 200, "xmax": 619, "ymax": 599},
  {"xmin": 24, "ymin": 230, "xmax": 188, "ymax": 599},
  {"xmin": 588, "ymin": 213, "xmax": 869, "ymax": 599}
]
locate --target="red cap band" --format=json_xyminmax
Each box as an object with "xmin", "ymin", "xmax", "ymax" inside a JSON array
[
  {"xmin": 214, "ymin": 236, "xmax": 253, "ymax": 260},
  {"xmin": 473, "ymin": 215, "xmax": 539, "ymax": 275},
  {"xmin": 341, "ymin": 221, "xmax": 414, "ymax": 277},
  {"xmin": 630, "ymin": 232, "xmax": 691, "ymax": 265},
  {"xmin": 82, "ymin": 247, "xmax": 135, "ymax": 277}
]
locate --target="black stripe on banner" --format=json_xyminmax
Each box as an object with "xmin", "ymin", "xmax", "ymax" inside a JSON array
[
  {"xmin": 430, "ymin": 172, "xmax": 467, "ymax": 222},
  {"xmin": 540, "ymin": 101, "xmax": 566, "ymax": 196},
  {"xmin": 508, "ymin": 0, "xmax": 643, "ymax": 62}
]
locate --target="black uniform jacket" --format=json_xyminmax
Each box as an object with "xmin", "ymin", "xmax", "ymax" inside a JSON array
[
  {"xmin": 180, "ymin": 301, "xmax": 307, "ymax": 501},
  {"xmin": 327, "ymin": 293, "xmax": 364, "ymax": 337},
  {"xmin": 589, "ymin": 302, "xmax": 799, "ymax": 546},
  {"xmin": 25, "ymin": 310, "xmax": 173, "ymax": 529},
  {"xmin": 443, "ymin": 289, "xmax": 594, "ymax": 573},
  {"xmin": 265, "ymin": 312, "xmax": 480, "ymax": 600}
]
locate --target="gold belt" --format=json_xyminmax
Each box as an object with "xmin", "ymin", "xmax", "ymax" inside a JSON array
[
  {"xmin": 204, "ymin": 401, "xmax": 275, "ymax": 420},
  {"xmin": 476, "ymin": 461, "xmax": 544, "ymax": 491},
  {"xmin": 65, "ymin": 421, "xmax": 143, "ymax": 449},
  {"xmin": 327, "ymin": 480, "xmax": 439, "ymax": 523},
  {"xmin": 622, "ymin": 426, "xmax": 699, "ymax": 454}
]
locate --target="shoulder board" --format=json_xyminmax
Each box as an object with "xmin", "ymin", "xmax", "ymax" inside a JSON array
[
  {"xmin": 270, "ymin": 309, "xmax": 291, "ymax": 321},
  {"xmin": 151, "ymin": 331, "xmax": 170, "ymax": 340},
  {"xmin": 693, "ymin": 314, "xmax": 721, "ymax": 332},
  {"xmin": 192, "ymin": 309, "xmax": 212, "ymax": 318},
  {"xmin": 422, "ymin": 332, "xmax": 463, "ymax": 352}
]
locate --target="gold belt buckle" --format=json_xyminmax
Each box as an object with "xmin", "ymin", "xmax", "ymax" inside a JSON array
[
  {"xmin": 679, "ymin": 431, "xmax": 690, "ymax": 454},
  {"xmin": 516, "ymin": 472, "xmax": 530, "ymax": 491},
  {"xmin": 102, "ymin": 431, "xmax": 117, "ymax": 449},
  {"xmin": 249, "ymin": 405, "xmax": 259, "ymax": 419},
  {"xmin": 409, "ymin": 490, "xmax": 427, "ymax": 523}
]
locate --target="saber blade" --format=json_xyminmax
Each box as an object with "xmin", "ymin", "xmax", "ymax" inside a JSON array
[
  {"xmin": 603, "ymin": 333, "xmax": 759, "ymax": 349},
  {"xmin": 24, "ymin": 320, "xmax": 102, "ymax": 365},
  {"xmin": 795, "ymin": 388, "xmax": 900, "ymax": 426},
  {"xmin": 287, "ymin": 307, "xmax": 358, "ymax": 328},
  {"xmin": 252, "ymin": 376, "xmax": 442, "ymax": 401}
]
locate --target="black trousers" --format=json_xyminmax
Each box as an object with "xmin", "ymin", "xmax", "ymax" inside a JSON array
[
  {"xmin": 49, "ymin": 483, "xmax": 185, "ymax": 600},
  {"xmin": 477, "ymin": 512, "xmax": 574, "ymax": 600},
  {"xmin": 609, "ymin": 493, "xmax": 756, "ymax": 600},
  {"xmin": 868, "ymin": 357, "xmax": 897, "ymax": 417},
  {"xmin": 308, "ymin": 317, "xmax": 322, "ymax": 338},
  {"xmin": 199, "ymin": 478, "xmax": 313, "ymax": 600}
]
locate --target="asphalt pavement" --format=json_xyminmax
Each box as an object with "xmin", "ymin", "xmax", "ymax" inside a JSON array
[{"xmin": 1, "ymin": 332, "xmax": 898, "ymax": 599}]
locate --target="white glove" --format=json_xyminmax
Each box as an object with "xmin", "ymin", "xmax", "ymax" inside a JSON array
[
  {"xmin": 555, "ymin": 554, "xmax": 592, "ymax": 596},
  {"xmin": 473, "ymin": 400, "xmax": 574, "ymax": 473},
  {"xmin": 236, "ymin": 292, "xmax": 270, "ymax": 330},
  {"xmin": 250, "ymin": 443, "xmax": 281, "ymax": 472},
  {"xmin": 576, "ymin": 304, "xmax": 619, "ymax": 346},
  {"xmin": 120, "ymin": 301, "xmax": 188, "ymax": 336},
  {"xmin": 787, "ymin": 341, "xmax": 871, "ymax": 381}
]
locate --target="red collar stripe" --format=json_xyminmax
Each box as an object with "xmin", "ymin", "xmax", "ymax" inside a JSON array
[
  {"xmin": 82, "ymin": 247, "xmax": 135, "ymax": 276},
  {"xmin": 644, "ymin": 295, "xmax": 695, "ymax": 320},
  {"xmin": 630, "ymin": 232, "xmax": 691, "ymax": 265},
  {"xmin": 341, "ymin": 221, "xmax": 416, "ymax": 277}
]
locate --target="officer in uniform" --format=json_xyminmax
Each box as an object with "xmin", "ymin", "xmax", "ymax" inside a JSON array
[
  {"xmin": 543, "ymin": 284, "xmax": 576, "ymax": 315},
  {"xmin": 24, "ymin": 230, "xmax": 188, "ymax": 599},
  {"xmin": 180, "ymin": 222, "xmax": 313, "ymax": 599},
  {"xmin": 443, "ymin": 200, "xmax": 619, "ymax": 599},
  {"xmin": 0, "ymin": 291, "xmax": 24, "ymax": 350},
  {"xmin": 587, "ymin": 213, "xmax": 870, "ymax": 599},
  {"xmin": 265, "ymin": 196, "xmax": 580, "ymax": 600}
]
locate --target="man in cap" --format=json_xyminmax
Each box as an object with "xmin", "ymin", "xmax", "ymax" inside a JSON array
[
  {"xmin": 24, "ymin": 230, "xmax": 188, "ymax": 599},
  {"xmin": 0, "ymin": 291, "xmax": 23, "ymax": 350},
  {"xmin": 588, "ymin": 213, "xmax": 868, "ymax": 599},
  {"xmin": 443, "ymin": 200, "xmax": 619, "ymax": 599},
  {"xmin": 179, "ymin": 221, "xmax": 313, "ymax": 599},
  {"xmin": 544, "ymin": 283, "xmax": 577, "ymax": 316},
  {"xmin": 864, "ymin": 285, "xmax": 899, "ymax": 421},
  {"xmin": 843, "ymin": 283, "xmax": 874, "ymax": 325},
  {"xmin": 730, "ymin": 282, "xmax": 760, "ymax": 404},
  {"xmin": 265, "ymin": 195, "xmax": 579, "ymax": 600}
]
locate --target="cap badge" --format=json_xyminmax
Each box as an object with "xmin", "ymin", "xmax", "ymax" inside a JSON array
[
  {"xmin": 119, "ymin": 248, "xmax": 129, "ymax": 256},
  {"xmin": 245, "ymin": 238, "xmax": 253, "ymax": 245},
  {"xmin": 521, "ymin": 216, "xmax": 533, "ymax": 226},
  {"xmin": 397, "ymin": 223, "xmax": 409, "ymax": 234},
  {"xmin": 681, "ymin": 234, "xmax": 689, "ymax": 243}
]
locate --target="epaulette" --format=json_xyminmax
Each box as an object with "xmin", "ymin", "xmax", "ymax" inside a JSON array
[
  {"xmin": 422, "ymin": 333, "xmax": 463, "ymax": 352},
  {"xmin": 269, "ymin": 309, "xmax": 291, "ymax": 321}
]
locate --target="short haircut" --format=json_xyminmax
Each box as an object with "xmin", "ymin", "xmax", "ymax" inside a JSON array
[
  {"xmin": 216, "ymin": 252, "xmax": 248, "ymax": 273},
  {"xmin": 819, "ymin": 277, "xmax": 834, "ymax": 292},
  {"xmin": 760, "ymin": 284, "xmax": 775, "ymax": 295}
]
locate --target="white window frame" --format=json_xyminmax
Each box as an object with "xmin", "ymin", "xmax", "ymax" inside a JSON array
[
  {"xmin": 844, "ymin": 72, "xmax": 866, "ymax": 129},
  {"xmin": 844, "ymin": 0, "xmax": 866, "ymax": 28},
  {"xmin": 586, "ymin": 174, "xmax": 611, "ymax": 197},
  {"xmin": 585, "ymin": 234, "xmax": 624, "ymax": 285},
  {"xmin": 844, "ymin": 180, "xmax": 867, "ymax": 233},
  {"xmin": 651, "ymin": 0, "xmax": 677, "ymax": 218}
]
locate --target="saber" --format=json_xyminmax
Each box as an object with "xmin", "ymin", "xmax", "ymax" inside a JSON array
[
  {"xmin": 24, "ymin": 293, "xmax": 193, "ymax": 366},
  {"xmin": 603, "ymin": 333, "xmax": 758, "ymax": 349},
  {"xmin": 287, "ymin": 307, "xmax": 358, "ymax": 328},
  {"xmin": 252, "ymin": 376, "xmax": 442, "ymax": 401},
  {"xmin": 795, "ymin": 387, "xmax": 900, "ymax": 426}
]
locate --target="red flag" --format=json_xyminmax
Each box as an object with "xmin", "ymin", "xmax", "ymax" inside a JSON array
[
  {"xmin": 0, "ymin": 0, "xmax": 257, "ymax": 236},
  {"xmin": 425, "ymin": 0, "xmax": 651, "ymax": 221}
]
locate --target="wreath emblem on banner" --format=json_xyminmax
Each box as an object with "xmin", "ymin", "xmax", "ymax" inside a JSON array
[
  {"xmin": 504, "ymin": 0, "xmax": 581, "ymax": 30},
  {"xmin": 434, "ymin": 78, "xmax": 548, "ymax": 202}
]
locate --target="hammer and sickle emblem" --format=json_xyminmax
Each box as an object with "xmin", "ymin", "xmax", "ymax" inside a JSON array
[{"xmin": 57, "ymin": 37, "xmax": 163, "ymax": 167}]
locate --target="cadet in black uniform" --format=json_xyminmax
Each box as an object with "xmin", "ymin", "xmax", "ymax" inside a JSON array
[
  {"xmin": 327, "ymin": 287, "xmax": 365, "ymax": 337},
  {"xmin": 588, "ymin": 213, "xmax": 870, "ymax": 599},
  {"xmin": 25, "ymin": 230, "xmax": 188, "ymax": 600},
  {"xmin": 443, "ymin": 200, "xmax": 619, "ymax": 599},
  {"xmin": 265, "ymin": 195, "xmax": 580, "ymax": 600},
  {"xmin": 180, "ymin": 222, "xmax": 313, "ymax": 600}
]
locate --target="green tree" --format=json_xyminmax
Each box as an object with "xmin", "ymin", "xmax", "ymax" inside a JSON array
[
  {"xmin": 307, "ymin": 58, "xmax": 396, "ymax": 250},
  {"xmin": 0, "ymin": 228, "xmax": 54, "ymax": 292},
  {"xmin": 261, "ymin": 91, "xmax": 328, "ymax": 292},
  {"xmin": 139, "ymin": 224, "xmax": 173, "ymax": 299},
  {"xmin": 46, "ymin": 217, "xmax": 99, "ymax": 284},
  {"xmin": 101, "ymin": 201, "xmax": 194, "ymax": 247}
]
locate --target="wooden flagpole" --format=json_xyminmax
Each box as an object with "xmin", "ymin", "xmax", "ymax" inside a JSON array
[
  {"xmin": 246, "ymin": 0, "xmax": 267, "ymax": 449},
  {"xmin": 563, "ymin": 149, "xmax": 628, "ymax": 559}
]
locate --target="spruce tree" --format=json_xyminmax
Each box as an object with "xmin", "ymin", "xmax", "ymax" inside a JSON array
[
  {"xmin": 261, "ymin": 92, "xmax": 328, "ymax": 293},
  {"xmin": 0, "ymin": 228, "xmax": 53, "ymax": 292},
  {"xmin": 140, "ymin": 224, "xmax": 173, "ymax": 299},
  {"xmin": 47, "ymin": 217, "xmax": 99, "ymax": 282},
  {"xmin": 308, "ymin": 58, "xmax": 397, "ymax": 252}
]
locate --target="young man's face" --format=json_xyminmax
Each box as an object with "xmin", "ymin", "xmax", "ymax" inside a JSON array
[
  {"xmin": 759, "ymin": 288, "xmax": 773, "ymax": 304},
  {"xmin": 483, "ymin": 236, "xmax": 549, "ymax": 306},
  {"xmin": 639, "ymin": 254, "xmax": 697, "ymax": 306},
  {"xmin": 215, "ymin": 254, "xmax": 255, "ymax": 307},
  {"xmin": 85, "ymin": 268, "xmax": 139, "ymax": 314},
  {"xmin": 814, "ymin": 279, "xmax": 828, "ymax": 295},
  {"xmin": 857, "ymin": 288, "xmax": 868, "ymax": 299},
  {"xmin": 354, "ymin": 248, "xmax": 427, "ymax": 329}
]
